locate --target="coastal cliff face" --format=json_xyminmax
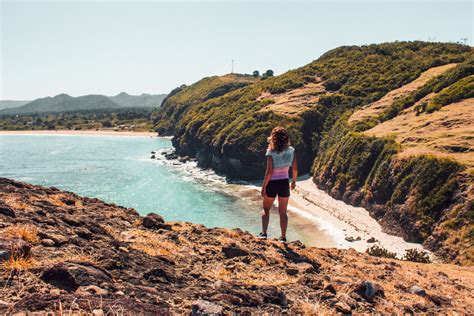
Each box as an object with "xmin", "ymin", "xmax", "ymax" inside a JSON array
[
  {"xmin": 311, "ymin": 123, "xmax": 473, "ymax": 265},
  {"xmin": 154, "ymin": 41, "xmax": 473, "ymax": 265},
  {"xmin": 1, "ymin": 178, "xmax": 473, "ymax": 314}
]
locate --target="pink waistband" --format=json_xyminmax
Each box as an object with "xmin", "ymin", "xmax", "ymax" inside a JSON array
[{"xmin": 271, "ymin": 166, "xmax": 289, "ymax": 180}]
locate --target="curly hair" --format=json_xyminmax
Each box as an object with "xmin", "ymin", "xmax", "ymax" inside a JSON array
[{"xmin": 267, "ymin": 126, "xmax": 290, "ymax": 152}]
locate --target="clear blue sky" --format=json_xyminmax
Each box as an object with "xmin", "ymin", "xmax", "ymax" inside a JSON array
[{"xmin": 1, "ymin": 0, "xmax": 472, "ymax": 100}]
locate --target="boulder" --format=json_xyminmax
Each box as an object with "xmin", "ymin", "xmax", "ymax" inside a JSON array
[
  {"xmin": 0, "ymin": 206, "xmax": 15, "ymax": 218},
  {"xmin": 335, "ymin": 301, "xmax": 352, "ymax": 314},
  {"xmin": 287, "ymin": 262, "xmax": 315, "ymax": 275},
  {"xmin": 0, "ymin": 238, "xmax": 31, "ymax": 261},
  {"xmin": 41, "ymin": 239, "xmax": 56, "ymax": 247},
  {"xmin": 367, "ymin": 237, "xmax": 377, "ymax": 243},
  {"xmin": 351, "ymin": 280, "xmax": 384, "ymax": 300},
  {"xmin": 191, "ymin": 300, "xmax": 223, "ymax": 315},
  {"xmin": 40, "ymin": 262, "xmax": 112, "ymax": 292},
  {"xmin": 76, "ymin": 285, "xmax": 108, "ymax": 296},
  {"xmin": 39, "ymin": 232, "xmax": 69, "ymax": 246},
  {"xmin": 143, "ymin": 267, "xmax": 175, "ymax": 283},
  {"xmin": 142, "ymin": 213, "xmax": 165, "ymax": 229},
  {"xmin": 178, "ymin": 156, "xmax": 190, "ymax": 163},
  {"xmin": 409, "ymin": 285, "xmax": 426, "ymax": 297},
  {"xmin": 222, "ymin": 244, "xmax": 249, "ymax": 259}
]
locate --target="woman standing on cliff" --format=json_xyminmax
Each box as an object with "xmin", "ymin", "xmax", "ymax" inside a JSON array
[{"xmin": 259, "ymin": 126, "xmax": 298, "ymax": 242}]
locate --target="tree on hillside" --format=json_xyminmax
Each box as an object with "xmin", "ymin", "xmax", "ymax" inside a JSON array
[
  {"xmin": 253, "ymin": 70, "xmax": 260, "ymax": 77},
  {"xmin": 263, "ymin": 69, "xmax": 274, "ymax": 78}
]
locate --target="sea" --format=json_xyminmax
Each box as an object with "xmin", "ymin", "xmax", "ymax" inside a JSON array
[{"xmin": 0, "ymin": 134, "xmax": 337, "ymax": 246}]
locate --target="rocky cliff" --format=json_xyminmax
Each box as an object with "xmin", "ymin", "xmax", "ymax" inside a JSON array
[{"xmin": 1, "ymin": 178, "xmax": 473, "ymax": 314}]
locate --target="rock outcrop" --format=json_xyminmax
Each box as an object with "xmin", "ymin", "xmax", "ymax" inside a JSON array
[{"xmin": 0, "ymin": 178, "xmax": 473, "ymax": 314}]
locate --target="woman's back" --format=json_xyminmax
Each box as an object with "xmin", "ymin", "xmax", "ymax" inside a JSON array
[{"xmin": 266, "ymin": 146, "xmax": 295, "ymax": 180}]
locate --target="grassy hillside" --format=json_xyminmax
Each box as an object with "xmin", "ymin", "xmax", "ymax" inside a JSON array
[
  {"xmin": 156, "ymin": 41, "xmax": 473, "ymax": 264},
  {"xmin": 154, "ymin": 74, "xmax": 258, "ymax": 135}
]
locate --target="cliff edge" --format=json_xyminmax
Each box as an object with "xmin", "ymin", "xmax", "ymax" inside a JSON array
[{"xmin": 0, "ymin": 178, "xmax": 473, "ymax": 314}]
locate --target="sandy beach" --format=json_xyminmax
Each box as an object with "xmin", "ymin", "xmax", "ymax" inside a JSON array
[
  {"xmin": 0, "ymin": 130, "xmax": 157, "ymax": 137},
  {"xmin": 288, "ymin": 178, "xmax": 425, "ymax": 257}
]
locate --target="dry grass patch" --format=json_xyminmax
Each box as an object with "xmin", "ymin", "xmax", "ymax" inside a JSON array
[
  {"xmin": 3, "ymin": 194, "xmax": 35, "ymax": 212},
  {"xmin": 365, "ymin": 98, "xmax": 474, "ymax": 166},
  {"xmin": 3, "ymin": 224, "xmax": 39, "ymax": 243},
  {"xmin": 212, "ymin": 264, "xmax": 297, "ymax": 287},
  {"xmin": 293, "ymin": 299, "xmax": 331, "ymax": 315},
  {"xmin": 120, "ymin": 229, "xmax": 183, "ymax": 257},
  {"xmin": 47, "ymin": 194, "xmax": 68, "ymax": 207},
  {"xmin": 349, "ymin": 63, "xmax": 458, "ymax": 123},
  {"xmin": 2, "ymin": 255, "xmax": 36, "ymax": 272},
  {"xmin": 259, "ymin": 81, "xmax": 325, "ymax": 116},
  {"xmin": 62, "ymin": 248, "xmax": 99, "ymax": 265}
]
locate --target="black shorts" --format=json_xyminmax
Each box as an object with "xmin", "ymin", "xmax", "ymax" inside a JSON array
[{"xmin": 265, "ymin": 179, "xmax": 290, "ymax": 198}]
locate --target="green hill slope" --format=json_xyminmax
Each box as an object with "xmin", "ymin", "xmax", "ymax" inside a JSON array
[
  {"xmin": 154, "ymin": 74, "xmax": 258, "ymax": 135},
  {"xmin": 155, "ymin": 41, "xmax": 473, "ymax": 264}
]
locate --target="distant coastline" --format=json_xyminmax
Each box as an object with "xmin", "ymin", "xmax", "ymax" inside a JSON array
[{"xmin": 0, "ymin": 130, "xmax": 157, "ymax": 137}]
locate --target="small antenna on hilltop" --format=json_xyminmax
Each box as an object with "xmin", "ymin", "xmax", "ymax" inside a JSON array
[
  {"xmin": 460, "ymin": 38, "xmax": 468, "ymax": 45},
  {"xmin": 231, "ymin": 59, "xmax": 234, "ymax": 74}
]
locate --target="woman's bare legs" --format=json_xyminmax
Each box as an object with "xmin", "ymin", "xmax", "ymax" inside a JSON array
[
  {"xmin": 262, "ymin": 195, "xmax": 275, "ymax": 234},
  {"xmin": 278, "ymin": 197, "xmax": 289, "ymax": 239}
]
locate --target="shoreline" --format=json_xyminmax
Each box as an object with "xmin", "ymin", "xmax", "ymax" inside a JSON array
[
  {"xmin": 0, "ymin": 129, "xmax": 158, "ymax": 137},
  {"xmin": 288, "ymin": 178, "xmax": 426, "ymax": 258},
  {"xmin": 152, "ymin": 148, "xmax": 426, "ymax": 258}
]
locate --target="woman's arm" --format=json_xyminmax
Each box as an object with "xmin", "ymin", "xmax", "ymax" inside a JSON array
[
  {"xmin": 291, "ymin": 152, "xmax": 298, "ymax": 189},
  {"xmin": 261, "ymin": 156, "xmax": 273, "ymax": 197}
]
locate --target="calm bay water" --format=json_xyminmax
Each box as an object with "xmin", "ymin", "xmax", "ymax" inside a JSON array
[{"xmin": 0, "ymin": 134, "xmax": 333, "ymax": 245}]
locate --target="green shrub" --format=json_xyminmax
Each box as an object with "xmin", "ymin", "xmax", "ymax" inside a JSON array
[
  {"xmin": 366, "ymin": 245, "xmax": 397, "ymax": 259},
  {"xmin": 403, "ymin": 249, "xmax": 431, "ymax": 263}
]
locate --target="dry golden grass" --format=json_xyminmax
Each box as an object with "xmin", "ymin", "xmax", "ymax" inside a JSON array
[
  {"xmin": 47, "ymin": 194, "xmax": 68, "ymax": 207},
  {"xmin": 74, "ymin": 200, "xmax": 83, "ymax": 208},
  {"xmin": 3, "ymin": 194, "xmax": 35, "ymax": 212},
  {"xmin": 3, "ymin": 224, "xmax": 39, "ymax": 243},
  {"xmin": 2, "ymin": 255, "xmax": 36, "ymax": 272},
  {"xmin": 119, "ymin": 228, "xmax": 182, "ymax": 257},
  {"xmin": 293, "ymin": 299, "xmax": 331, "ymax": 315},
  {"xmin": 61, "ymin": 249, "xmax": 99, "ymax": 265},
  {"xmin": 212, "ymin": 263, "xmax": 297, "ymax": 286},
  {"xmin": 349, "ymin": 63, "xmax": 458, "ymax": 123},
  {"xmin": 253, "ymin": 258, "xmax": 266, "ymax": 266},
  {"xmin": 365, "ymin": 98, "xmax": 474, "ymax": 166},
  {"xmin": 259, "ymin": 81, "xmax": 325, "ymax": 116}
]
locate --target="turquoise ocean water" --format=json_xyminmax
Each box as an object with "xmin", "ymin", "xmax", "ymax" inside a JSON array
[{"xmin": 0, "ymin": 134, "xmax": 333, "ymax": 245}]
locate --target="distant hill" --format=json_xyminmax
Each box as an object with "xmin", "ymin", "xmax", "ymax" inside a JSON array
[
  {"xmin": 0, "ymin": 92, "xmax": 167, "ymax": 115},
  {"xmin": 1, "ymin": 94, "xmax": 119, "ymax": 115},
  {"xmin": 0, "ymin": 100, "xmax": 31, "ymax": 110},
  {"xmin": 110, "ymin": 92, "xmax": 166, "ymax": 108}
]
